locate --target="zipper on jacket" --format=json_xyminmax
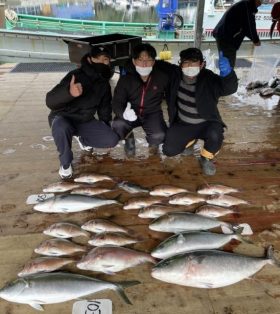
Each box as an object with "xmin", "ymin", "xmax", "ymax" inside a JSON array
[{"xmin": 139, "ymin": 76, "xmax": 151, "ymax": 116}]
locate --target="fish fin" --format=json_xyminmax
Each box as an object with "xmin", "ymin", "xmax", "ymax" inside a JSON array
[
  {"xmin": 30, "ymin": 303, "xmax": 44, "ymax": 311},
  {"xmin": 115, "ymin": 281, "xmax": 141, "ymax": 305},
  {"xmin": 177, "ymin": 234, "xmax": 185, "ymax": 244},
  {"xmin": 221, "ymin": 225, "xmax": 234, "ymax": 234}
]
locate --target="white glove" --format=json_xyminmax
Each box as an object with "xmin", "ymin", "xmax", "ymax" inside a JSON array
[{"xmin": 123, "ymin": 102, "xmax": 137, "ymax": 121}]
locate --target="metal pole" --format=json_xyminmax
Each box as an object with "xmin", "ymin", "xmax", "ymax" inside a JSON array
[
  {"xmin": 0, "ymin": 3, "xmax": 6, "ymax": 29},
  {"xmin": 194, "ymin": 0, "xmax": 205, "ymax": 49}
]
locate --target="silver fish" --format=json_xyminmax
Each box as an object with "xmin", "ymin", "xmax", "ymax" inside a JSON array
[
  {"xmin": 33, "ymin": 194, "xmax": 118, "ymax": 213},
  {"xmin": 77, "ymin": 246, "xmax": 156, "ymax": 274},
  {"xmin": 149, "ymin": 212, "xmax": 253, "ymax": 235},
  {"xmin": 0, "ymin": 272, "xmax": 140, "ymax": 310},
  {"xmin": 70, "ymin": 187, "xmax": 111, "ymax": 196},
  {"xmin": 42, "ymin": 182, "xmax": 80, "ymax": 193},
  {"xmin": 74, "ymin": 174, "xmax": 114, "ymax": 184},
  {"xmin": 43, "ymin": 222, "xmax": 90, "ymax": 239},
  {"xmin": 18, "ymin": 257, "xmax": 75, "ymax": 277},
  {"xmin": 197, "ymin": 184, "xmax": 239, "ymax": 195},
  {"xmin": 34, "ymin": 238, "xmax": 87, "ymax": 256},
  {"xmin": 123, "ymin": 196, "xmax": 165, "ymax": 210},
  {"xmin": 150, "ymin": 185, "xmax": 188, "ymax": 197},
  {"xmin": 151, "ymin": 246, "xmax": 279, "ymax": 288},
  {"xmin": 88, "ymin": 232, "xmax": 139, "ymax": 247},
  {"xmin": 169, "ymin": 193, "xmax": 205, "ymax": 205},
  {"xmin": 206, "ymin": 195, "xmax": 248, "ymax": 207},
  {"xmin": 81, "ymin": 219, "xmax": 130, "ymax": 234},
  {"xmin": 138, "ymin": 204, "xmax": 189, "ymax": 219},
  {"xmin": 195, "ymin": 205, "xmax": 236, "ymax": 218},
  {"xmin": 151, "ymin": 231, "xmax": 246, "ymax": 259},
  {"xmin": 117, "ymin": 181, "xmax": 149, "ymax": 194},
  {"xmin": 246, "ymin": 80, "xmax": 268, "ymax": 90}
]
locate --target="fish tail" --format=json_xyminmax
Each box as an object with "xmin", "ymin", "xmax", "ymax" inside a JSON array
[
  {"xmin": 267, "ymin": 245, "xmax": 280, "ymax": 267},
  {"xmin": 221, "ymin": 224, "xmax": 234, "ymax": 234},
  {"xmin": 114, "ymin": 281, "xmax": 141, "ymax": 304}
]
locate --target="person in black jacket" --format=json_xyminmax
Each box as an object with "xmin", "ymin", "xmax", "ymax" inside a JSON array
[
  {"xmin": 46, "ymin": 46, "xmax": 119, "ymax": 179},
  {"xmin": 213, "ymin": 0, "xmax": 262, "ymax": 67},
  {"xmin": 111, "ymin": 43, "xmax": 169, "ymax": 157},
  {"xmin": 157, "ymin": 48, "xmax": 238, "ymax": 175}
]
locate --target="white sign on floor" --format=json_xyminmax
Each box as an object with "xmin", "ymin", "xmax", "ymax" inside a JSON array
[
  {"xmin": 26, "ymin": 193, "xmax": 54, "ymax": 205},
  {"xmin": 72, "ymin": 300, "xmax": 112, "ymax": 314}
]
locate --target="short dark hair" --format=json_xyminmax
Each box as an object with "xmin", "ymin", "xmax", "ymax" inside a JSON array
[
  {"xmin": 180, "ymin": 48, "xmax": 204, "ymax": 63},
  {"xmin": 90, "ymin": 46, "xmax": 111, "ymax": 58},
  {"xmin": 132, "ymin": 43, "xmax": 157, "ymax": 60}
]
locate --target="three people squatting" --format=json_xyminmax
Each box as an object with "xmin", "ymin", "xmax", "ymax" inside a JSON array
[{"xmin": 46, "ymin": 42, "xmax": 238, "ymax": 179}]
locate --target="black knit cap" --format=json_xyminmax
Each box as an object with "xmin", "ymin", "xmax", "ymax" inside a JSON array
[
  {"xmin": 90, "ymin": 46, "xmax": 111, "ymax": 58},
  {"xmin": 180, "ymin": 48, "xmax": 203, "ymax": 63}
]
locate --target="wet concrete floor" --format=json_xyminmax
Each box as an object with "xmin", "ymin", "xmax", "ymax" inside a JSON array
[{"xmin": 0, "ymin": 64, "xmax": 280, "ymax": 314}]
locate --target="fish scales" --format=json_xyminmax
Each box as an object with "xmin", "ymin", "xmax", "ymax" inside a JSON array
[{"xmin": 151, "ymin": 247, "xmax": 277, "ymax": 288}]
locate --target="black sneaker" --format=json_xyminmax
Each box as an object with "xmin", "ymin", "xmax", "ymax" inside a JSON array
[
  {"xmin": 199, "ymin": 156, "xmax": 216, "ymax": 176},
  {"xmin": 124, "ymin": 133, "xmax": 136, "ymax": 157}
]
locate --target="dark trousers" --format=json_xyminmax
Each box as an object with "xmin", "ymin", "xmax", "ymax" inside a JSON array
[
  {"xmin": 162, "ymin": 120, "xmax": 224, "ymax": 157},
  {"xmin": 51, "ymin": 115, "xmax": 119, "ymax": 167},
  {"xmin": 215, "ymin": 38, "xmax": 237, "ymax": 68},
  {"xmin": 112, "ymin": 111, "xmax": 167, "ymax": 146}
]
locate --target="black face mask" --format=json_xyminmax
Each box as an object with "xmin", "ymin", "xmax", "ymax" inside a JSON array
[{"xmin": 91, "ymin": 63, "xmax": 112, "ymax": 80}]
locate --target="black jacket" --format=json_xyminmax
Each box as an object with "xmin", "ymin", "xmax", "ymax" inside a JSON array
[
  {"xmin": 46, "ymin": 56, "xmax": 112, "ymax": 126},
  {"xmin": 112, "ymin": 63, "xmax": 169, "ymax": 118},
  {"xmin": 213, "ymin": 0, "xmax": 260, "ymax": 49},
  {"xmin": 155, "ymin": 61, "xmax": 238, "ymax": 126}
]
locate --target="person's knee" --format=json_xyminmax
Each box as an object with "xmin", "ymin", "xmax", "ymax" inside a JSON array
[
  {"xmin": 52, "ymin": 116, "xmax": 72, "ymax": 136},
  {"xmin": 106, "ymin": 132, "xmax": 120, "ymax": 148},
  {"xmin": 111, "ymin": 118, "xmax": 129, "ymax": 139},
  {"xmin": 149, "ymin": 131, "xmax": 165, "ymax": 145},
  {"xmin": 207, "ymin": 128, "xmax": 224, "ymax": 143}
]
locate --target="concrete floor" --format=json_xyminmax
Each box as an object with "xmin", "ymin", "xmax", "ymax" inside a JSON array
[{"xmin": 0, "ymin": 63, "xmax": 280, "ymax": 314}]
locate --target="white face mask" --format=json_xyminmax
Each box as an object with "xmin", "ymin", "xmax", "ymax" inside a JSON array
[
  {"xmin": 182, "ymin": 66, "xmax": 200, "ymax": 77},
  {"xmin": 135, "ymin": 66, "xmax": 153, "ymax": 77}
]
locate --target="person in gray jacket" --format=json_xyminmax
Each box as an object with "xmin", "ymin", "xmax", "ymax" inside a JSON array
[{"xmin": 46, "ymin": 47, "xmax": 119, "ymax": 179}]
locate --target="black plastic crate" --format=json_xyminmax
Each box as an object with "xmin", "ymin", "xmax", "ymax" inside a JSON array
[{"xmin": 63, "ymin": 33, "xmax": 142, "ymax": 66}]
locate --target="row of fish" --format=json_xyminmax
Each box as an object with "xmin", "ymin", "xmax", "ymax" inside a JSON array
[{"xmin": 1, "ymin": 178, "xmax": 265, "ymax": 312}]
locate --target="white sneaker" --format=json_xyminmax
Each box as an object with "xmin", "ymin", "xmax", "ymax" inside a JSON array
[
  {"xmin": 59, "ymin": 164, "xmax": 73, "ymax": 179},
  {"xmin": 73, "ymin": 136, "xmax": 92, "ymax": 152}
]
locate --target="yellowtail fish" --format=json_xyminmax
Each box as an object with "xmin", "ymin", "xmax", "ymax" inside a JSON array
[
  {"xmin": 0, "ymin": 272, "xmax": 140, "ymax": 310},
  {"xmin": 151, "ymin": 246, "xmax": 279, "ymax": 288}
]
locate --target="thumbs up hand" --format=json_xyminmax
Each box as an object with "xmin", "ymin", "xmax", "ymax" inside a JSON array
[
  {"xmin": 123, "ymin": 102, "xmax": 137, "ymax": 121},
  {"xmin": 69, "ymin": 75, "xmax": 83, "ymax": 97}
]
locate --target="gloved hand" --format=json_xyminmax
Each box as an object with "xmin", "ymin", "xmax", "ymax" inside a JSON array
[
  {"xmin": 123, "ymin": 102, "xmax": 137, "ymax": 121},
  {"xmin": 219, "ymin": 51, "xmax": 232, "ymax": 77}
]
